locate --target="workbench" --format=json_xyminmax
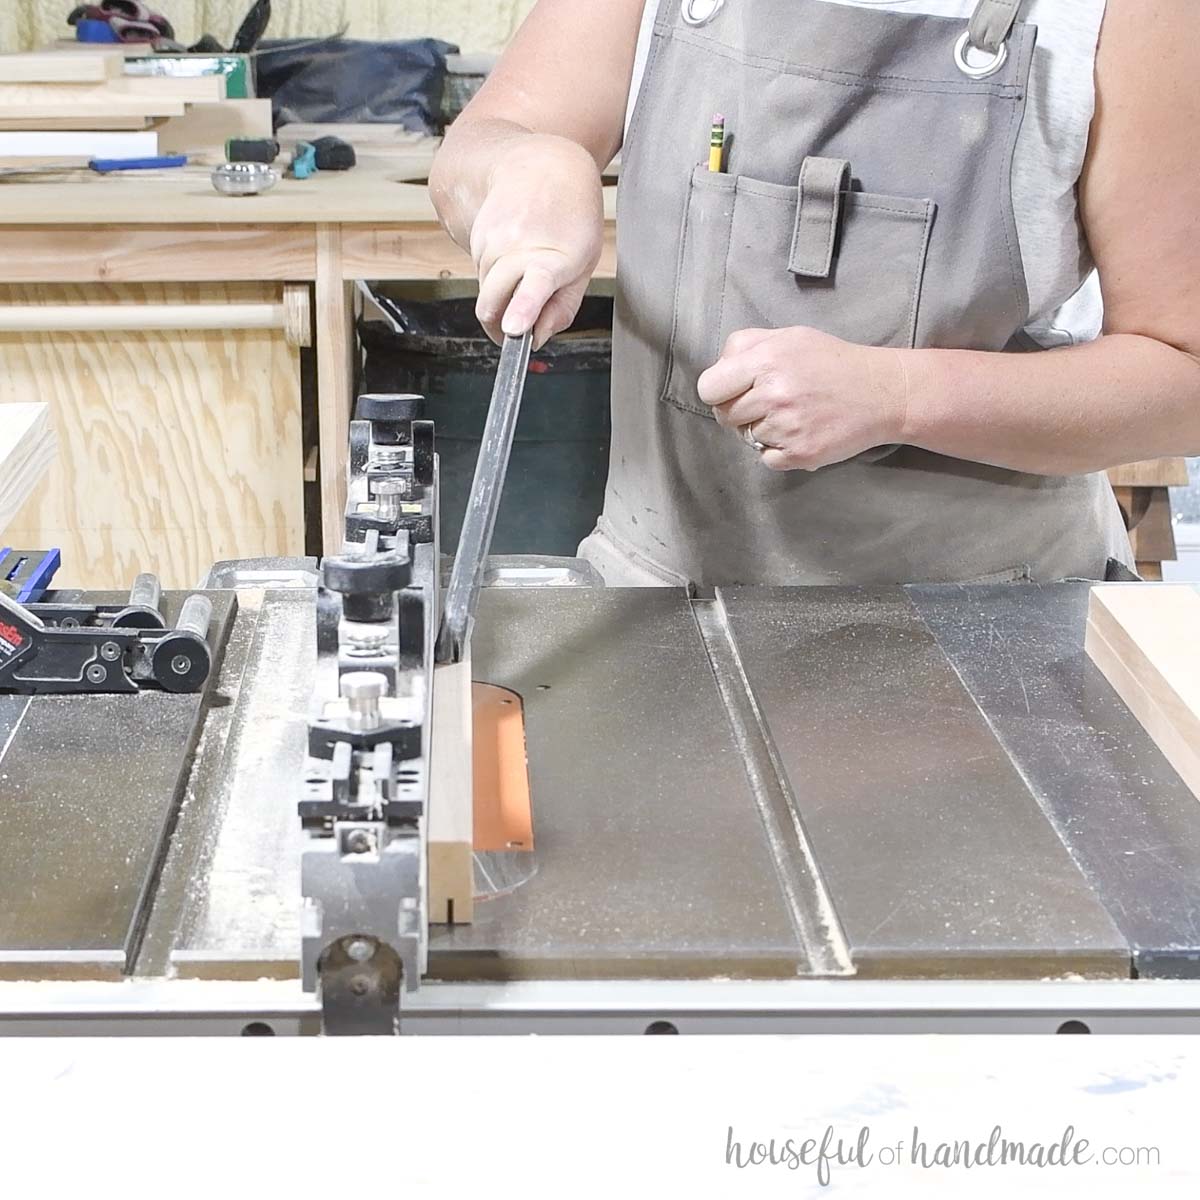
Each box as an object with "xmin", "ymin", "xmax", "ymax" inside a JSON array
[{"xmin": 0, "ymin": 142, "xmax": 618, "ymax": 587}]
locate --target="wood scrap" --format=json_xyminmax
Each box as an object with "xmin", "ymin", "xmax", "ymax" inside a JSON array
[
  {"xmin": 0, "ymin": 403, "xmax": 57, "ymax": 534},
  {"xmin": 0, "ymin": 82, "xmax": 186, "ymax": 121},
  {"xmin": 45, "ymin": 40, "xmax": 154, "ymax": 57},
  {"xmin": 0, "ymin": 52, "xmax": 121, "ymax": 85},
  {"xmin": 0, "ymin": 116, "xmax": 156, "ymax": 132},
  {"xmin": 157, "ymin": 99, "xmax": 272, "ymax": 156},
  {"xmin": 1086, "ymin": 584, "xmax": 1200, "ymax": 802}
]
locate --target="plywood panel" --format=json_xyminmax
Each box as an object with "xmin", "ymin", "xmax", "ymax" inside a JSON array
[
  {"xmin": 0, "ymin": 281, "xmax": 304, "ymax": 588},
  {"xmin": 1086, "ymin": 585, "xmax": 1200, "ymax": 802}
]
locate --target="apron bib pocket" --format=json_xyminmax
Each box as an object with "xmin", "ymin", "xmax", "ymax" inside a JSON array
[{"xmin": 662, "ymin": 162, "xmax": 936, "ymax": 418}]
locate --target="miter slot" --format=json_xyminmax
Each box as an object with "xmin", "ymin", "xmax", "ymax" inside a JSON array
[
  {"xmin": 690, "ymin": 593, "xmax": 853, "ymax": 979},
  {"xmin": 909, "ymin": 581, "xmax": 1200, "ymax": 979},
  {"xmin": 716, "ymin": 587, "xmax": 1129, "ymax": 980}
]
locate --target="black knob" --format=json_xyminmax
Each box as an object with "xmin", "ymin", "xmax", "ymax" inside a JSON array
[
  {"xmin": 322, "ymin": 552, "xmax": 412, "ymax": 597},
  {"xmin": 355, "ymin": 393, "xmax": 426, "ymax": 424}
]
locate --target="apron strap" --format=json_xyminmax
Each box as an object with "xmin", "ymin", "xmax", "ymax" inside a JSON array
[
  {"xmin": 788, "ymin": 156, "xmax": 851, "ymax": 279},
  {"xmin": 967, "ymin": 0, "xmax": 1021, "ymax": 54}
]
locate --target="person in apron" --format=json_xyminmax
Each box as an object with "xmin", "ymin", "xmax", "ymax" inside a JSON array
[{"xmin": 430, "ymin": 0, "xmax": 1200, "ymax": 586}]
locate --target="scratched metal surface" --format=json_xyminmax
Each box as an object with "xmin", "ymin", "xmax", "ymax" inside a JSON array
[
  {"xmin": 910, "ymin": 582, "xmax": 1200, "ymax": 978},
  {"xmin": 36, "ymin": 581, "xmax": 1197, "ymax": 985},
  {"xmin": 142, "ymin": 590, "xmax": 314, "ymax": 980},
  {"xmin": 719, "ymin": 587, "xmax": 1130, "ymax": 979},
  {"xmin": 153, "ymin": 587, "xmax": 813, "ymax": 981},
  {"xmin": 431, "ymin": 588, "xmax": 813, "ymax": 979},
  {"xmin": 0, "ymin": 593, "xmax": 236, "ymax": 980}
]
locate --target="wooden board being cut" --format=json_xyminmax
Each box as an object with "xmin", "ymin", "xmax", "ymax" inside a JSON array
[
  {"xmin": 0, "ymin": 402, "xmax": 56, "ymax": 532},
  {"xmin": 1086, "ymin": 584, "xmax": 1200, "ymax": 802},
  {"xmin": 428, "ymin": 658, "xmax": 475, "ymax": 924}
]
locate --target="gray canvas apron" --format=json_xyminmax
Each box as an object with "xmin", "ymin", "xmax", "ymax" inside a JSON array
[{"xmin": 581, "ymin": 0, "xmax": 1131, "ymax": 586}]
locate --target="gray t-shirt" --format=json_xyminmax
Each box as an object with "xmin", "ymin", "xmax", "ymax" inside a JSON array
[{"xmin": 627, "ymin": 0, "xmax": 1108, "ymax": 346}]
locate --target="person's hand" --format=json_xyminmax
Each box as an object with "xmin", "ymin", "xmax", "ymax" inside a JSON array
[
  {"xmin": 696, "ymin": 327, "xmax": 910, "ymax": 471},
  {"xmin": 470, "ymin": 134, "xmax": 604, "ymax": 349}
]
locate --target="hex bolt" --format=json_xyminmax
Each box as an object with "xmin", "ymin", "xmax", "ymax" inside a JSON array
[
  {"xmin": 341, "ymin": 671, "xmax": 387, "ymax": 732},
  {"xmin": 344, "ymin": 937, "xmax": 375, "ymax": 963},
  {"xmin": 100, "ymin": 641, "xmax": 122, "ymax": 662},
  {"xmin": 373, "ymin": 478, "xmax": 406, "ymax": 524},
  {"xmin": 345, "ymin": 828, "xmax": 375, "ymax": 855}
]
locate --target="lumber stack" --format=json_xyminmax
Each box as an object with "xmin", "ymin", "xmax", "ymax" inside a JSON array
[
  {"xmin": 0, "ymin": 404, "xmax": 57, "ymax": 534},
  {"xmin": 1086, "ymin": 584, "xmax": 1200, "ymax": 802},
  {"xmin": 0, "ymin": 47, "xmax": 271, "ymax": 162}
]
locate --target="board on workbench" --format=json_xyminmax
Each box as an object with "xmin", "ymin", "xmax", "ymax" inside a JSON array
[
  {"xmin": 1086, "ymin": 584, "xmax": 1200, "ymax": 803},
  {"xmin": 0, "ymin": 592, "xmax": 236, "ymax": 981},
  {"xmin": 0, "ymin": 402, "xmax": 55, "ymax": 533}
]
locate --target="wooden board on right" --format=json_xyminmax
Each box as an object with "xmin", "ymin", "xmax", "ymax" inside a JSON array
[{"xmin": 1086, "ymin": 584, "xmax": 1200, "ymax": 802}]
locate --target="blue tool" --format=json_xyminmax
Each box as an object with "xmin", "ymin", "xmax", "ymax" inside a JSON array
[
  {"xmin": 289, "ymin": 142, "xmax": 318, "ymax": 180},
  {"xmin": 0, "ymin": 548, "xmax": 61, "ymax": 603},
  {"xmin": 89, "ymin": 155, "xmax": 189, "ymax": 174}
]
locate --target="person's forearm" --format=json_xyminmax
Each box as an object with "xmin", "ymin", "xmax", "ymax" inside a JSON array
[
  {"xmin": 429, "ymin": 117, "xmax": 536, "ymax": 250},
  {"xmin": 899, "ymin": 334, "xmax": 1200, "ymax": 475}
]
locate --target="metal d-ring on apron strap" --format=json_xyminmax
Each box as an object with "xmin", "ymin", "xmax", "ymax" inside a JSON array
[
  {"xmin": 788, "ymin": 156, "xmax": 851, "ymax": 279},
  {"xmin": 681, "ymin": 0, "xmax": 723, "ymax": 27},
  {"xmin": 956, "ymin": 0, "xmax": 1021, "ymax": 78}
]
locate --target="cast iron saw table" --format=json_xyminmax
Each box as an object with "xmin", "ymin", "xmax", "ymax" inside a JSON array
[{"xmin": 1, "ymin": 575, "xmax": 1199, "ymax": 1034}]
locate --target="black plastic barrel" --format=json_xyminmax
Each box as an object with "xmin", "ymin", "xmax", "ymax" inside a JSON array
[{"xmin": 359, "ymin": 296, "xmax": 612, "ymax": 556}]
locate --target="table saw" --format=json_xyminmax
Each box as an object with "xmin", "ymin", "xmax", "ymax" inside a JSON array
[{"xmin": 1, "ymin": 342, "xmax": 1199, "ymax": 1036}]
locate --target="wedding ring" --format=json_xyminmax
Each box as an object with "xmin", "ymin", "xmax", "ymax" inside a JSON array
[{"xmin": 741, "ymin": 423, "xmax": 768, "ymax": 452}]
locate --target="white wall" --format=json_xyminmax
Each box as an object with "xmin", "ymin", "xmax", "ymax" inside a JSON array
[{"xmin": 1, "ymin": 1, "xmax": 536, "ymax": 54}]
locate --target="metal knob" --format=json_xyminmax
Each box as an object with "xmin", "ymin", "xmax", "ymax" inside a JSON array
[{"xmin": 341, "ymin": 670, "xmax": 387, "ymax": 732}]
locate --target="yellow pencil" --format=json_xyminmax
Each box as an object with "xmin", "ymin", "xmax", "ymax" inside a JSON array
[{"xmin": 708, "ymin": 113, "xmax": 726, "ymax": 172}]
